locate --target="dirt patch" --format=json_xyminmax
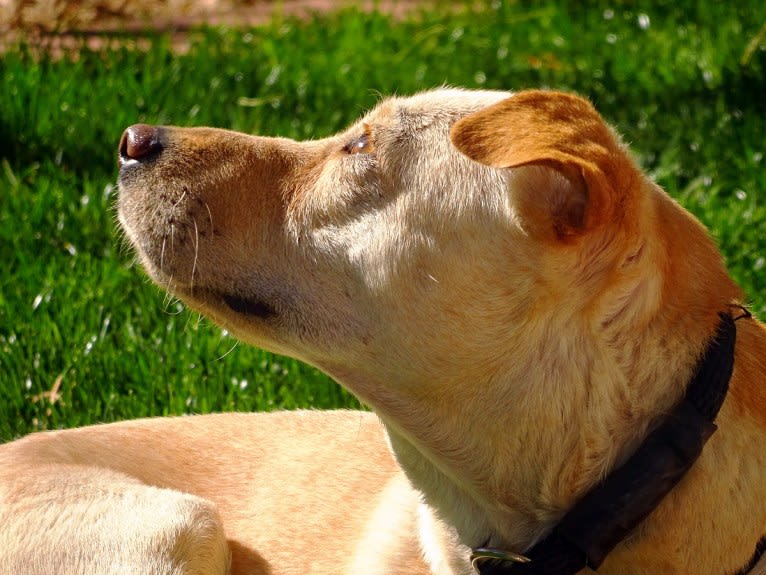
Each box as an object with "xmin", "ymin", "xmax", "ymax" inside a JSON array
[{"xmin": 2, "ymin": 0, "xmax": 433, "ymax": 35}]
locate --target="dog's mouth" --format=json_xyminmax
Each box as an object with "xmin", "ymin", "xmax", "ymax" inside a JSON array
[
  {"xmin": 165, "ymin": 283, "xmax": 280, "ymax": 323},
  {"xmin": 221, "ymin": 293, "xmax": 277, "ymax": 320}
]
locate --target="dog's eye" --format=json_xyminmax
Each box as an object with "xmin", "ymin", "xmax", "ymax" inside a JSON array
[{"xmin": 343, "ymin": 125, "xmax": 374, "ymax": 155}]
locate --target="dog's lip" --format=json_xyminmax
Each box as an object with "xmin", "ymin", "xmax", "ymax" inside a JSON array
[
  {"xmin": 221, "ymin": 293, "xmax": 278, "ymax": 319},
  {"xmin": 171, "ymin": 284, "xmax": 278, "ymax": 320}
]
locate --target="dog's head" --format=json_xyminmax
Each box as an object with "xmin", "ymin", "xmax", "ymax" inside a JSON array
[
  {"xmin": 118, "ymin": 88, "xmax": 751, "ymax": 560},
  {"xmin": 118, "ymin": 88, "xmax": 737, "ymax": 412}
]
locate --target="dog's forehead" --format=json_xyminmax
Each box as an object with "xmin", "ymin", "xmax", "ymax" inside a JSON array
[{"xmin": 365, "ymin": 88, "xmax": 512, "ymax": 129}]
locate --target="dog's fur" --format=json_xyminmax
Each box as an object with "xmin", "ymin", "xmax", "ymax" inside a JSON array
[{"xmin": 2, "ymin": 88, "xmax": 766, "ymax": 574}]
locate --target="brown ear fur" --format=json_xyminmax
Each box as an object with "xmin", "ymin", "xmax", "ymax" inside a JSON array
[{"xmin": 450, "ymin": 90, "xmax": 637, "ymax": 241}]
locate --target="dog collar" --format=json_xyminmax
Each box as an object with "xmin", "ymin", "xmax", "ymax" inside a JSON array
[{"xmin": 472, "ymin": 310, "xmax": 740, "ymax": 575}]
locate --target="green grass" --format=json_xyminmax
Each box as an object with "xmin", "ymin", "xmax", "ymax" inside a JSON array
[{"xmin": 1, "ymin": 1, "xmax": 765, "ymax": 440}]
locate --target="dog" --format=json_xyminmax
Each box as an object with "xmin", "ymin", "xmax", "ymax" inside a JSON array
[{"xmin": 1, "ymin": 88, "xmax": 765, "ymax": 575}]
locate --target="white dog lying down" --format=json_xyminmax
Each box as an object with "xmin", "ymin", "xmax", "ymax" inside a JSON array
[{"xmin": 2, "ymin": 88, "xmax": 766, "ymax": 575}]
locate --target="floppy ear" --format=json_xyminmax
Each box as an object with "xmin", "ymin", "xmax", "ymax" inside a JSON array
[{"xmin": 450, "ymin": 90, "xmax": 635, "ymax": 241}]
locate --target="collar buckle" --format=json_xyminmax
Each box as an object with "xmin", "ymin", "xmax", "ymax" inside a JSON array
[{"xmin": 471, "ymin": 547, "xmax": 531, "ymax": 572}]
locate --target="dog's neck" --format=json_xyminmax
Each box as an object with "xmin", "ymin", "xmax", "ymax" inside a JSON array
[
  {"xmin": 375, "ymin": 315, "xmax": 701, "ymax": 554},
  {"xmin": 373, "ymin": 322, "xmax": 723, "ymax": 574}
]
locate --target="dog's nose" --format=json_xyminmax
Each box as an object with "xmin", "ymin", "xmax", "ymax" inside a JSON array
[{"xmin": 119, "ymin": 124, "xmax": 162, "ymax": 163}]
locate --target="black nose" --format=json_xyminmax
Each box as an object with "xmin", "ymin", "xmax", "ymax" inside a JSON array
[{"xmin": 119, "ymin": 124, "xmax": 162, "ymax": 162}]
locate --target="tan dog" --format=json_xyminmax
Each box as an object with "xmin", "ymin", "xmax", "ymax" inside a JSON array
[{"xmin": 2, "ymin": 88, "xmax": 766, "ymax": 575}]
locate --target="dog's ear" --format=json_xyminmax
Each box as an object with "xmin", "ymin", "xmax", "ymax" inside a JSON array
[{"xmin": 450, "ymin": 90, "xmax": 634, "ymax": 241}]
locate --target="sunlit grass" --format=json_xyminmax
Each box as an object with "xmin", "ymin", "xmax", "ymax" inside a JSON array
[{"xmin": 1, "ymin": 1, "xmax": 765, "ymax": 440}]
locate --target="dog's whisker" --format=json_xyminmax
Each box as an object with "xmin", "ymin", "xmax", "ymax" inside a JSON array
[
  {"xmin": 190, "ymin": 217, "xmax": 200, "ymax": 294},
  {"xmin": 159, "ymin": 236, "xmax": 167, "ymax": 277},
  {"xmin": 172, "ymin": 189, "xmax": 188, "ymax": 209},
  {"xmin": 204, "ymin": 201, "xmax": 214, "ymax": 231},
  {"xmin": 161, "ymin": 288, "xmax": 173, "ymax": 313},
  {"xmin": 216, "ymin": 337, "xmax": 239, "ymax": 361},
  {"xmin": 161, "ymin": 276, "xmax": 181, "ymax": 314}
]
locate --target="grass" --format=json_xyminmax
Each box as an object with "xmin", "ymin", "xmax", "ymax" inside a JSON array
[{"xmin": 1, "ymin": 1, "xmax": 765, "ymax": 441}]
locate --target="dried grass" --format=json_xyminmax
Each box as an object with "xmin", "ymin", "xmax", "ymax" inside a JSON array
[{"xmin": 1, "ymin": 0, "xmax": 427, "ymax": 34}]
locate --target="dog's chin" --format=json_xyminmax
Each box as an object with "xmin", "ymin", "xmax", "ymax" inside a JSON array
[{"xmin": 136, "ymin": 255, "xmax": 280, "ymax": 324}]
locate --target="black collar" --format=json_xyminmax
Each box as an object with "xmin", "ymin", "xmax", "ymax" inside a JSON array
[{"xmin": 473, "ymin": 311, "xmax": 738, "ymax": 575}]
